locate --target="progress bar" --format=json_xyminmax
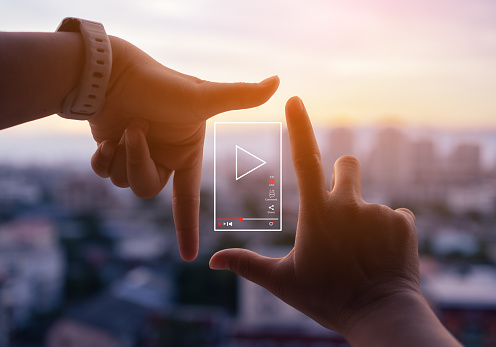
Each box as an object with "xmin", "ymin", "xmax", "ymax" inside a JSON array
[
  {"xmin": 217, "ymin": 217, "xmax": 279, "ymax": 221},
  {"xmin": 242, "ymin": 218, "xmax": 279, "ymax": 221}
]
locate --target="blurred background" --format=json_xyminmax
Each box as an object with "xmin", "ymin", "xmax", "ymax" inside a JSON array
[{"xmin": 1, "ymin": 0, "xmax": 495, "ymax": 346}]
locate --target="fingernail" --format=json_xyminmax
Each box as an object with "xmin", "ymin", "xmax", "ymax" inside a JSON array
[
  {"xmin": 209, "ymin": 258, "xmax": 229, "ymax": 270},
  {"xmin": 292, "ymin": 96, "xmax": 304, "ymax": 111},
  {"xmin": 101, "ymin": 141, "xmax": 116, "ymax": 158},
  {"xmin": 260, "ymin": 75, "xmax": 279, "ymax": 86},
  {"xmin": 125, "ymin": 128, "xmax": 139, "ymax": 148}
]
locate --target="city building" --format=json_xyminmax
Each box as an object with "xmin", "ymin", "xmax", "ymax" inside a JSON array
[
  {"xmin": 447, "ymin": 143, "xmax": 481, "ymax": 186},
  {"xmin": 422, "ymin": 265, "xmax": 496, "ymax": 346},
  {"xmin": 365, "ymin": 127, "xmax": 412, "ymax": 203},
  {"xmin": 409, "ymin": 138, "xmax": 446, "ymax": 203},
  {"xmin": 47, "ymin": 267, "xmax": 173, "ymax": 347},
  {"xmin": 324, "ymin": 127, "xmax": 355, "ymax": 180},
  {"xmin": 0, "ymin": 217, "xmax": 65, "ymax": 331}
]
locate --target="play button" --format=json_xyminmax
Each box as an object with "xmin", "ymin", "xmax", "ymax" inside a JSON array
[{"xmin": 235, "ymin": 145, "xmax": 267, "ymax": 180}]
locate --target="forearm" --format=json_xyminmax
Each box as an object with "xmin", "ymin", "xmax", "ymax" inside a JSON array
[
  {"xmin": 344, "ymin": 291, "xmax": 462, "ymax": 347},
  {"xmin": 0, "ymin": 31, "xmax": 84, "ymax": 129}
]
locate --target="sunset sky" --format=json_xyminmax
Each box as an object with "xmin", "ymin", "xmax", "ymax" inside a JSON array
[{"xmin": 1, "ymin": 0, "xmax": 495, "ymax": 139}]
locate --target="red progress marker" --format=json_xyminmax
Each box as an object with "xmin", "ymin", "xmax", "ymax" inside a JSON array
[{"xmin": 217, "ymin": 217, "xmax": 244, "ymax": 221}]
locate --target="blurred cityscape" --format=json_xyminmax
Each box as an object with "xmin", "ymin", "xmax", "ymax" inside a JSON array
[{"xmin": 2, "ymin": 125, "xmax": 496, "ymax": 346}]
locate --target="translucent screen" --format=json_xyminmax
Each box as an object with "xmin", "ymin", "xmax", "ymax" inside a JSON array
[{"xmin": 214, "ymin": 122, "xmax": 282, "ymax": 231}]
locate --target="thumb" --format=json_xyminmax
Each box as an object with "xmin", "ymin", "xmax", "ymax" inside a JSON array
[
  {"xmin": 198, "ymin": 75, "xmax": 280, "ymax": 119},
  {"xmin": 210, "ymin": 248, "xmax": 283, "ymax": 290}
]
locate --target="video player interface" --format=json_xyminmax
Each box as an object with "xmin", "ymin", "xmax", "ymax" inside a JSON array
[{"xmin": 214, "ymin": 122, "xmax": 282, "ymax": 231}]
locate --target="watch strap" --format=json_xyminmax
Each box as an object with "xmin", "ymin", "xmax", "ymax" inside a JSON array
[{"xmin": 56, "ymin": 17, "xmax": 112, "ymax": 120}]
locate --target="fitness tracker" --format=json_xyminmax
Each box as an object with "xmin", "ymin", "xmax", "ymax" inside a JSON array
[{"xmin": 56, "ymin": 17, "xmax": 112, "ymax": 120}]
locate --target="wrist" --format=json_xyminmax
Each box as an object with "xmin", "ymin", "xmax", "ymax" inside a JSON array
[
  {"xmin": 343, "ymin": 290, "xmax": 423, "ymax": 339},
  {"xmin": 343, "ymin": 290, "xmax": 461, "ymax": 347},
  {"xmin": 106, "ymin": 36, "xmax": 129, "ymax": 94},
  {"xmin": 105, "ymin": 35, "xmax": 154, "ymax": 93}
]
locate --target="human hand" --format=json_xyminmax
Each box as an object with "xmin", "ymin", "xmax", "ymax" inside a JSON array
[
  {"xmin": 89, "ymin": 36, "xmax": 279, "ymax": 261},
  {"xmin": 209, "ymin": 97, "xmax": 421, "ymax": 334}
]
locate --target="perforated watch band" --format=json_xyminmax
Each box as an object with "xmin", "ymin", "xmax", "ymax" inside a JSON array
[{"xmin": 56, "ymin": 17, "xmax": 112, "ymax": 120}]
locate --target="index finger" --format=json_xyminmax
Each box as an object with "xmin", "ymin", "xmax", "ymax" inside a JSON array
[
  {"xmin": 285, "ymin": 97, "xmax": 327, "ymax": 201},
  {"xmin": 172, "ymin": 163, "xmax": 202, "ymax": 262}
]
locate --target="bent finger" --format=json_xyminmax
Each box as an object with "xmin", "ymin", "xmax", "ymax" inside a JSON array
[
  {"xmin": 285, "ymin": 96, "xmax": 327, "ymax": 201},
  {"xmin": 109, "ymin": 142, "xmax": 130, "ymax": 188},
  {"xmin": 198, "ymin": 75, "xmax": 280, "ymax": 119},
  {"xmin": 331, "ymin": 155, "xmax": 362, "ymax": 201},
  {"xmin": 91, "ymin": 140, "xmax": 118, "ymax": 178},
  {"xmin": 125, "ymin": 126, "xmax": 169, "ymax": 199}
]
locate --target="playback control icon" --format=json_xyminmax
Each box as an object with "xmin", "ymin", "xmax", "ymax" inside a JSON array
[{"xmin": 218, "ymin": 222, "xmax": 233, "ymax": 227}]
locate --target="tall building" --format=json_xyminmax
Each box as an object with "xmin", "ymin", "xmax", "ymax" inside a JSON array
[
  {"xmin": 409, "ymin": 138, "xmax": 445, "ymax": 203},
  {"xmin": 0, "ymin": 218, "xmax": 65, "ymax": 332},
  {"xmin": 47, "ymin": 267, "xmax": 174, "ymax": 347},
  {"xmin": 422, "ymin": 265, "xmax": 496, "ymax": 346},
  {"xmin": 282, "ymin": 127, "xmax": 297, "ymax": 192},
  {"xmin": 447, "ymin": 143, "xmax": 481, "ymax": 185},
  {"xmin": 324, "ymin": 127, "xmax": 355, "ymax": 182},
  {"xmin": 411, "ymin": 139, "xmax": 438, "ymax": 185},
  {"xmin": 366, "ymin": 127, "xmax": 411, "ymax": 202},
  {"xmin": 281, "ymin": 127, "xmax": 299, "ymax": 227}
]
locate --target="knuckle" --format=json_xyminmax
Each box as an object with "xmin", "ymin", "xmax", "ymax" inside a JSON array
[
  {"xmin": 175, "ymin": 225, "xmax": 199, "ymax": 236},
  {"xmin": 396, "ymin": 208, "xmax": 416, "ymax": 225},
  {"xmin": 190, "ymin": 76, "xmax": 207, "ymax": 86},
  {"xmin": 293, "ymin": 152, "xmax": 322, "ymax": 172},
  {"xmin": 360, "ymin": 203, "xmax": 390, "ymax": 225},
  {"xmin": 125, "ymin": 147, "xmax": 144, "ymax": 166},
  {"xmin": 172, "ymin": 194, "xmax": 200, "ymax": 207},
  {"xmin": 363, "ymin": 203, "xmax": 416, "ymax": 240},
  {"xmin": 394, "ymin": 212, "xmax": 417, "ymax": 236},
  {"xmin": 126, "ymin": 152, "xmax": 143, "ymax": 166},
  {"xmin": 335, "ymin": 199, "xmax": 363, "ymax": 217}
]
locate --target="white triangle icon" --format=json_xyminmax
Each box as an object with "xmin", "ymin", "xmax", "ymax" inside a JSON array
[{"xmin": 235, "ymin": 145, "xmax": 267, "ymax": 180}]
